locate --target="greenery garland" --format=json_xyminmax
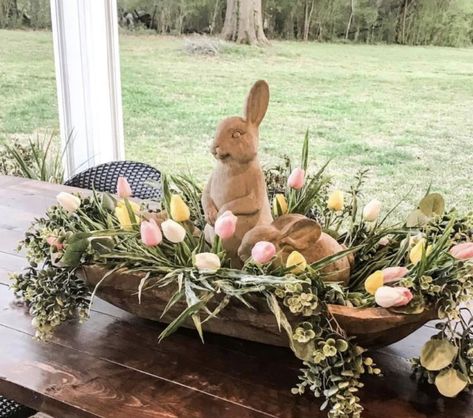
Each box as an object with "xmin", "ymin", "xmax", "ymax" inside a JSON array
[{"xmin": 11, "ymin": 135, "xmax": 473, "ymax": 418}]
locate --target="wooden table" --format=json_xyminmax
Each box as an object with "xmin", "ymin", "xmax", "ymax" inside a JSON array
[{"xmin": 0, "ymin": 175, "xmax": 471, "ymax": 418}]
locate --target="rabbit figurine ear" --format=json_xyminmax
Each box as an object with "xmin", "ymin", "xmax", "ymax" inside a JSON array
[
  {"xmin": 244, "ymin": 80, "xmax": 270, "ymax": 127},
  {"xmin": 280, "ymin": 218, "xmax": 322, "ymax": 251}
]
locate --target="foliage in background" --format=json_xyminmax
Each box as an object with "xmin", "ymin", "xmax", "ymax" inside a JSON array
[
  {"xmin": 0, "ymin": 132, "xmax": 64, "ymax": 183},
  {"xmin": 2, "ymin": 0, "xmax": 473, "ymax": 46}
]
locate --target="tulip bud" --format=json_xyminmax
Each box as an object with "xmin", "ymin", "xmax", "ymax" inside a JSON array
[
  {"xmin": 409, "ymin": 238, "xmax": 431, "ymax": 265},
  {"xmin": 272, "ymin": 193, "xmax": 288, "ymax": 217},
  {"xmin": 116, "ymin": 176, "xmax": 132, "ymax": 198},
  {"xmin": 363, "ymin": 199, "xmax": 382, "ymax": 222},
  {"xmin": 286, "ymin": 251, "xmax": 307, "ymax": 274},
  {"xmin": 56, "ymin": 192, "xmax": 81, "ymax": 213},
  {"xmin": 251, "ymin": 241, "xmax": 276, "ymax": 264},
  {"xmin": 287, "ymin": 167, "xmax": 305, "ymax": 190},
  {"xmin": 115, "ymin": 205, "xmax": 133, "ymax": 230},
  {"xmin": 364, "ymin": 270, "xmax": 384, "ymax": 295},
  {"xmin": 375, "ymin": 286, "xmax": 413, "ymax": 308},
  {"xmin": 327, "ymin": 190, "xmax": 344, "ymax": 211},
  {"xmin": 214, "ymin": 211, "xmax": 238, "ymax": 240},
  {"xmin": 140, "ymin": 219, "xmax": 162, "ymax": 247},
  {"xmin": 378, "ymin": 237, "xmax": 390, "ymax": 246},
  {"xmin": 382, "ymin": 266, "xmax": 409, "ymax": 283},
  {"xmin": 194, "ymin": 252, "xmax": 221, "ymax": 272},
  {"xmin": 449, "ymin": 242, "xmax": 473, "ymax": 260},
  {"xmin": 46, "ymin": 236, "xmax": 64, "ymax": 251},
  {"xmin": 170, "ymin": 195, "xmax": 190, "ymax": 222},
  {"xmin": 161, "ymin": 219, "xmax": 186, "ymax": 243}
]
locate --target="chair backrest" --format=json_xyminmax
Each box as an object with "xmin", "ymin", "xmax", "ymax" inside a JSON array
[{"xmin": 64, "ymin": 161, "xmax": 162, "ymax": 200}]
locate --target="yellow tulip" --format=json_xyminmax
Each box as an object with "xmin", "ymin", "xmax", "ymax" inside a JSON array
[
  {"xmin": 409, "ymin": 238, "xmax": 432, "ymax": 265},
  {"xmin": 170, "ymin": 194, "xmax": 190, "ymax": 222},
  {"xmin": 115, "ymin": 200, "xmax": 141, "ymax": 230},
  {"xmin": 364, "ymin": 270, "xmax": 384, "ymax": 295},
  {"xmin": 327, "ymin": 190, "xmax": 344, "ymax": 211},
  {"xmin": 286, "ymin": 251, "xmax": 307, "ymax": 274},
  {"xmin": 273, "ymin": 193, "xmax": 288, "ymax": 216}
]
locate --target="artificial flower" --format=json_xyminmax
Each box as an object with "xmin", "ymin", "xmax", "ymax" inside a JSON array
[
  {"xmin": 161, "ymin": 219, "xmax": 186, "ymax": 243},
  {"xmin": 375, "ymin": 286, "xmax": 413, "ymax": 308},
  {"xmin": 251, "ymin": 241, "xmax": 276, "ymax": 264},
  {"xmin": 116, "ymin": 176, "xmax": 132, "ymax": 198},
  {"xmin": 327, "ymin": 190, "xmax": 344, "ymax": 211},
  {"xmin": 364, "ymin": 270, "xmax": 384, "ymax": 295},
  {"xmin": 382, "ymin": 266, "xmax": 409, "ymax": 283},
  {"xmin": 46, "ymin": 236, "xmax": 64, "ymax": 251},
  {"xmin": 140, "ymin": 219, "xmax": 162, "ymax": 247},
  {"xmin": 115, "ymin": 205, "xmax": 133, "ymax": 230},
  {"xmin": 287, "ymin": 167, "xmax": 305, "ymax": 190},
  {"xmin": 170, "ymin": 194, "xmax": 190, "ymax": 222},
  {"xmin": 378, "ymin": 237, "xmax": 390, "ymax": 246},
  {"xmin": 194, "ymin": 252, "xmax": 221, "ymax": 272},
  {"xmin": 114, "ymin": 200, "xmax": 141, "ymax": 230},
  {"xmin": 56, "ymin": 192, "xmax": 81, "ymax": 213},
  {"xmin": 409, "ymin": 238, "xmax": 431, "ymax": 265},
  {"xmin": 363, "ymin": 199, "xmax": 382, "ymax": 222},
  {"xmin": 273, "ymin": 193, "xmax": 288, "ymax": 216},
  {"xmin": 286, "ymin": 251, "xmax": 307, "ymax": 274},
  {"xmin": 214, "ymin": 210, "xmax": 237, "ymax": 240},
  {"xmin": 449, "ymin": 242, "xmax": 473, "ymax": 260}
]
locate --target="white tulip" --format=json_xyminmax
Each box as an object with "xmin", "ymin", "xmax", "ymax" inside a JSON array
[
  {"xmin": 194, "ymin": 252, "xmax": 221, "ymax": 272},
  {"xmin": 56, "ymin": 192, "xmax": 81, "ymax": 213},
  {"xmin": 363, "ymin": 199, "xmax": 382, "ymax": 222},
  {"xmin": 161, "ymin": 219, "xmax": 186, "ymax": 243}
]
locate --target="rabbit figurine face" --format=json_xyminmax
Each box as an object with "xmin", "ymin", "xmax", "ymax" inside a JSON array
[
  {"xmin": 202, "ymin": 80, "xmax": 273, "ymax": 267},
  {"xmin": 238, "ymin": 214, "xmax": 352, "ymax": 284}
]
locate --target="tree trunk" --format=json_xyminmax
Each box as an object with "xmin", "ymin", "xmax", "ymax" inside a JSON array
[
  {"xmin": 303, "ymin": 0, "xmax": 315, "ymax": 42},
  {"xmin": 222, "ymin": 0, "xmax": 268, "ymax": 46},
  {"xmin": 345, "ymin": 0, "xmax": 355, "ymax": 40}
]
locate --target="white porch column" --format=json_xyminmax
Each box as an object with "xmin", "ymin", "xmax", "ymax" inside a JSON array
[{"xmin": 50, "ymin": 0, "xmax": 125, "ymax": 178}]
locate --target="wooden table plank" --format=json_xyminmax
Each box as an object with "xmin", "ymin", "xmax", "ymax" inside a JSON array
[{"xmin": 0, "ymin": 325, "xmax": 270, "ymax": 418}]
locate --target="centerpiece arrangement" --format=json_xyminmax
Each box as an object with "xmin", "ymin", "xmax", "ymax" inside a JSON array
[{"xmin": 12, "ymin": 81, "xmax": 473, "ymax": 418}]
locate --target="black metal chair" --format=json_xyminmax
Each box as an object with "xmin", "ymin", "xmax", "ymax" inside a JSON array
[
  {"xmin": 64, "ymin": 160, "xmax": 162, "ymax": 199},
  {"xmin": 0, "ymin": 396, "xmax": 35, "ymax": 418}
]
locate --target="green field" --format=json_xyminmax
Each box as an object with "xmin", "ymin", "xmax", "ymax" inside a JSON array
[{"xmin": 1, "ymin": 29, "xmax": 473, "ymax": 215}]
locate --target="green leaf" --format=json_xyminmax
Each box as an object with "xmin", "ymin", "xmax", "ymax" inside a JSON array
[
  {"xmin": 158, "ymin": 300, "xmax": 206, "ymax": 342},
  {"xmin": 420, "ymin": 339, "xmax": 458, "ymax": 371},
  {"xmin": 293, "ymin": 340, "xmax": 315, "ymax": 362},
  {"xmin": 61, "ymin": 238, "xmax": 90, "ymax": 267},
  {"xmin": 137, "ymin": 272, "xmax": 151, "ymax": 304},
  {"xmin": 102, "ymin": 192, "xmax": 116, "ymax": 211},
  {"xmin": 192, "ymin": 314, "xmax": 204, "ymax": 343},
  {"xmin": 406, "ymin": 209, "xmax": 430, "ymax": 227},
  {"xmin": 419, "ymin": 193, "xmax": 445, "ymax": 217},
  {"xmin": 301, "ymin": 129, "xmax": 309, "ymax": 171},
  {"xmin": 435, "ymin": 368, "xmax": 468, "ymax": 397}
]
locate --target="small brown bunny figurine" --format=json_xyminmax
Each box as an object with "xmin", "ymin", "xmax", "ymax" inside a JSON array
[
  {"xmin": 202, "ymin": 80, "xmax": 273, "ymax": 267},
  {"xmin": 238, "ymin": 214, "xmax": 352, "ymax": 284}
]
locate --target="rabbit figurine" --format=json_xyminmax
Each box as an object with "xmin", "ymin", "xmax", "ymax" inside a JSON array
[
  {"xmin": 202, "ymin": 80, "xmax": 273, "ymax": 267},
  {"xmin": 238, "ymin": 214, "xmax": 352, "ymax": 284}
]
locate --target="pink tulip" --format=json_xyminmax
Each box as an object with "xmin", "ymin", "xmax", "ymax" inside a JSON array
[
  {"xmin": 287, "ymin": 167, "xmax": 305, "ymax": 190},
  {"xmin": 450, "ymin": 242, "xmax": 473, "ymax": 261},
  {"xmin": 46, "ymin": 236, "xmax": 64, "ymax": 251},
  {"xmin": 251, "ymin": 241, "xmax": 276, "ymax": 264},
  {"xmin": 116, "ymin": 176, "xmax": 132, "ymax": 198},
  {"xmin": 140, "ymin": 219, "xmax": 162, "ymax": 246},
  {"xmin": 375, "ymin": 286, "xmax": 413, "ymax": 308},
  {"xmin": 382, "ymin": 266, "xmax": 409, "ymax": 284},
  {"xmin": 214, "ymin": 211, "xmax": 237, "ymax": 240}
]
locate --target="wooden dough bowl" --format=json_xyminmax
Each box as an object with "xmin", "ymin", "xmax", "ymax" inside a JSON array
[{"xmin": 79, "ymin": 265, "xmax": 436, "ymax": 349}]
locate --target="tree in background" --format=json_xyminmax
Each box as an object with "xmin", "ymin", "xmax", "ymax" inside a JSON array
[{"xmin": 221, "ymin": 0, "xmax": 268, "ymax": 45}]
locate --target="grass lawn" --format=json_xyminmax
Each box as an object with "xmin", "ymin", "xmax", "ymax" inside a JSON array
[{"xmin": 1, "ymin": 29, "xmax": 473, "ymax": 216}]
